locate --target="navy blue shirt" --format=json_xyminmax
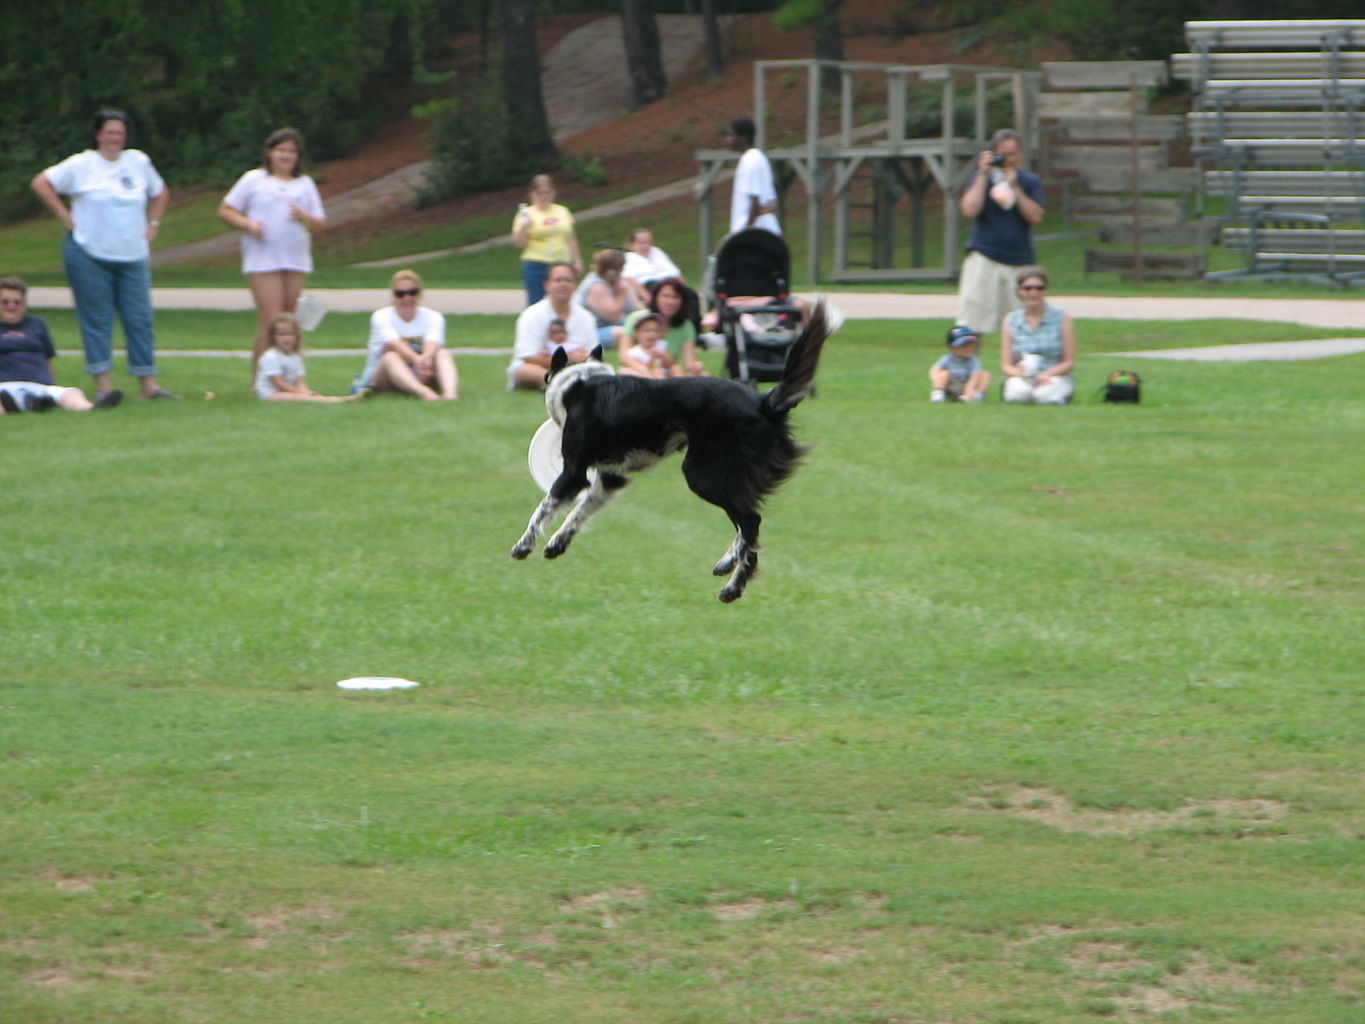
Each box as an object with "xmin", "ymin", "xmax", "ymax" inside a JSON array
[
  {"xmin": 0, "ymin": 314, "xmax": 56, "ymax": 385},
  {"xmin": 964, "ymin": 170, "xmax": 1044, "ymax": 266}
]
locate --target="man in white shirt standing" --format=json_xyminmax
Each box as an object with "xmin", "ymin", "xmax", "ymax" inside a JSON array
[{"xmin": 725, "ymin": 117, "xmax": 781, "ymax": 236}]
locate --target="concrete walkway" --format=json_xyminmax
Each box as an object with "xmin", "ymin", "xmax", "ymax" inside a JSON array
[
  {"xmin": 26, "ymin": 285, "xmax": 1363, "ymax": 324},
  {"xmin": 30, "ymin": 287, "xmax": 1364, "ymax": 361}
]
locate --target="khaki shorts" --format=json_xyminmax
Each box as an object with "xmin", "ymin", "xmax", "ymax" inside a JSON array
[{"xmin": 957, "ymin": 251, "xmax": 1023, "ymax": 334}]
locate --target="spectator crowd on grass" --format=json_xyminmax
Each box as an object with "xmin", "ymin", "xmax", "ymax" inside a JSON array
[{"xmin": 7, "ymin": 110, "xmax": 1090, "ymax": 417}]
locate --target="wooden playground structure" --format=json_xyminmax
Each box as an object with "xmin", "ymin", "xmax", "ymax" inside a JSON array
[{"xmin": 695, "ymin": 59, "xmax": 1043, "ymax": 285}]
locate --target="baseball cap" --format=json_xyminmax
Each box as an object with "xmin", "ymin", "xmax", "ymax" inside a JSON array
[
  {"xmin": 624, "ymin": 309, "xmax": 663, "ymax": 335},
  {"xmin": 946, "ymin": 325, "xmax": 979, "ymax": 347}
]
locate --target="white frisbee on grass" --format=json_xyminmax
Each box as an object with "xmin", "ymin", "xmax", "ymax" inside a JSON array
[
  {"xmin": 528, "ymin": 419, "xmax": 596, "ymax": 494},
  {"xmin": 295, "ymin": 294, "xmax": 327, "ymax": 332},
  {"xmin": 336, "ymin": 677, "xmax": 421, "ymax": 690}
]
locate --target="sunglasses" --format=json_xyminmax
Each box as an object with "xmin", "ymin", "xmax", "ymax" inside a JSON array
[
  {"xmin": 1019, "ymin": 284, "xmax": 1047, "ymax": 291},
  {"xmin": 393, "ymin": 288, "xmax": 420, "ymax": 298}
]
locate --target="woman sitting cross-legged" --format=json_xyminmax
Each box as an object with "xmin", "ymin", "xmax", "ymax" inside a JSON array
[
  {"xmin": 359, "ymin": 269, "xmax": 458, "ymax": 401},
  {"xmin": 1000, "ymin": 265, "xmax": 1075, "ymax": 405}
]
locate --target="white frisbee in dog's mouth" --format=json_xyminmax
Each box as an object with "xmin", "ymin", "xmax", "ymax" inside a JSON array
[{"xmin": 528, "ymin": 418, "xmax": 596, "ymax": 493}]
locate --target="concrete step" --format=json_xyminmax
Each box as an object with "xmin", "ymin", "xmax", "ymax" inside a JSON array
[
  {"xmin": 1074, "ymin": 196, "xmax": 1186, "ymax": 221},
  {"xmin": 1085, "ymin": 248, "xmax": 1207, "ymax": 279},
  {"xmin": 1099, "ymin": 227, "xmax": 1207, "ymax": 246},
  {"xmin": 1050, "ymin": 148, "xmax": 1173, "ymax": 182},
  {"xmin": 1076, "ymin": 167, "xmax": 1197, "ymax": 193},
  {"xmin": 1037, "ymin": 92, "xmax": 1135, "ymax": 119},
  {"xmin": 1048, "ymin": 116, "xmax": 1184, "ymax": 142},
  {"xmin": 1043, "ymin": 61, "xmax": 1169, "ymax": 90}
]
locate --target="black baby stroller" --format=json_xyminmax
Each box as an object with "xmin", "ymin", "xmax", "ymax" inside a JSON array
[{"xmin": 709, "ymin": 229, "xmax": 805, "ymax": 385}]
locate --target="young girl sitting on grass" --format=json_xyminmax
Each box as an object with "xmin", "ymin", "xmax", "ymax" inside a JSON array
[
  {"xmin": 254, "ymin": 313, "xmax": 352, "ymax": 402},
  {"xmin": 618, "ymin": 311, "xmax": 679, "ymax": 379}
]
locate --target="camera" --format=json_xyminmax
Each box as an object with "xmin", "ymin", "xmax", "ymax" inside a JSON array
[{"xmin": 990, "ymin": 153, "xmax": 1007, "ymax": 167}]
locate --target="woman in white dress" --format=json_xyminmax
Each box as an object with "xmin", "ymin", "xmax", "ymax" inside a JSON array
[{"xmin": 218, "ymin": 128, "xmax": 326, "ymax": 381}]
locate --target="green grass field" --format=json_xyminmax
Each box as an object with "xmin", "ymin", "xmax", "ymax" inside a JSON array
[{"xmin": 2, "ymin": 316, "xmax": 1362, "ymax": 1024}]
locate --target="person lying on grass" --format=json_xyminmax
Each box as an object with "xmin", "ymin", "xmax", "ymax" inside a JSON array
[{"xmin": 1, "ymin": 275, "xmax": 123, "ymax": 414}]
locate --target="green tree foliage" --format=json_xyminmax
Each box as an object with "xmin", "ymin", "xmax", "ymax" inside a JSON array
[{"xmin": 0, "ymin": 0, "xmax": 432, "ymax": 218}]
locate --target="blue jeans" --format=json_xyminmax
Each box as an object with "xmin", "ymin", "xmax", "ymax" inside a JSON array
[
  {"xmin": 521, "ymin": 260, "xmax": 549, "ymax": 306},
  {"xmin": 62, "ymin": 232, "xmax": 157, "ymax": 378}
]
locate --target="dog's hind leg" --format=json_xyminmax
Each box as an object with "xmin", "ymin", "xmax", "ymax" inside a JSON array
[
  {"xmin": 717, "ymin": 510, "xmax": 760, "ymax": 603},
  {"xmin": 544, "ymin": 473, "xmax": 627, "ymax": 559},
  {"xmin": 682, "ymin": 453, "xmax": 763, "ymax": 602},
  {"xmin": 712, "ymin": 530, "xmax": 744, "ymax": 576}
]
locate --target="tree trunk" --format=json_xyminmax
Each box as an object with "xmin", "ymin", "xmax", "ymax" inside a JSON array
[
  {"xmin": 495, "ymin": 0, "xmax": 557, "ymax": 162},
  {"xmin": 702, "ymin": 0, "xmax": 723, "ymax": 76},
  {"xmin": 620, "ymin": 0, "xmax": 666, "ymax": 110},
  {"xmin": 813, "ymin": 0, "xmax": 844, "ymax": 97}
]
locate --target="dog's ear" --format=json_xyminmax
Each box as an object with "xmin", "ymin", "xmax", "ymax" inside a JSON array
[
  {"xmin": 549, "ymin": 346, "xmax": 569, "ymax": 376},
  {"xmin": 589, "ymin": 345, "xmax": 604, "ymax": 363}
]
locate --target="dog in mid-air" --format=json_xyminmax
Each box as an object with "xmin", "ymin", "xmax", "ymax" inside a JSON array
[{"xmin": 511, "ymin": 300, "xmax": 835, "ymax": 602}]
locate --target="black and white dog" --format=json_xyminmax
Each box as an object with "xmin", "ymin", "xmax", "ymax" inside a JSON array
[{"xmin": 511, "ymin": 301, "xmax": 835, "ymax": 602}]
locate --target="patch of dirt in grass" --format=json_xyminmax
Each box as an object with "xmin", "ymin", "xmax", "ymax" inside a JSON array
[
  {"xmin": 1113, "ymin": 985, "xmax": 1194, "ymax": 1014},
  {"xmin": 851, "ymin": 892, "xmax": 891, "ymax": 913},
  {"xmin": 1104, "ymin": 954, "xmax": 1260, "ymax": 1017},
  {"xmin": 1013, "ymin": 922, "xmax": 1131, "ymax": 946},
  {"xmin": 239, "ymin": 905, "xmax": 344, "ymax": 949},
  {"xmin": 557, "ymin": 887, "xmax": 647, "ymax": 913},
  {"xmin": 1179, "ymin": 953, "xmax": 1265, "ymax": 993},
  {"xmin": 806, "ymin": 943, "xmax": 865, "ymax": 964},
  {"xmin": 1020, "ymin": 930, "xmax": 1263, "ymax": 1018},
  {"xmin": 711, "ymin": 896, "xmax": 797, "ymax": 921},
  {"xmin": 1064, "ymin": 941, "xmax": 1153, "ymax": 975},
  {"xmin": 24, "ymin": 965, "xmax": 79, "ymax": 987},
  {"xmin": 967, "ymin": 785, "xmax": 1289, "ymax": 836},
  {"xmin": 397, "ymin": 927, "xmax": 554, "ymax": 973},
  {"xmin": 34, "ymin": 868, "xmax": 105, "ymax": 892}
]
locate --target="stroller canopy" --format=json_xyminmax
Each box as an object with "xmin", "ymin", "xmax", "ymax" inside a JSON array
[{"xmin": 713, "ymin": 229, "xmax": 791, "ymax": 300}]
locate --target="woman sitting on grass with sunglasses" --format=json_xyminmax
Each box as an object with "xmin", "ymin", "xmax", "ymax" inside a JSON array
[
  {"xmin": 358, "ymin": 270, "xmax": 458, "ymax": 401},
  {"xmin": 1000, "ymin": 265, "xmax": 1075, "ymax": 405}
]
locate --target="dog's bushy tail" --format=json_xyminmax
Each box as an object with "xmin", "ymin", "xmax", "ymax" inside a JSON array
[{"xmin": 762, "ymin": 299, "xmax": 835, "ymax": 417}]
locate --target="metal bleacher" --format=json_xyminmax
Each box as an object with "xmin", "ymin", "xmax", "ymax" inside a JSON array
[{"xmin": 1172, "ymin": 19, "xmax": 1365, "ymax": 287}]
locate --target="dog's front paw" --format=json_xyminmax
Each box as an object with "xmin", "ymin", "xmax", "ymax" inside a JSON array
[{"xmin": 543, "ymin": 535, "xmax": 572, "ymax": 559}]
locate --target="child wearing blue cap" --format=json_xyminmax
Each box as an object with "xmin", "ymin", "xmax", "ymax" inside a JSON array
[{"xmin": 930, "ymin": 325, "xmax": 992, "ymax": 402}]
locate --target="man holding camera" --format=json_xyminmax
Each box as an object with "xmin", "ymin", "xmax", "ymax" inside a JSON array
[{"xmin": 957, "ymin": 129, "xmax": 1045, "ymax": 334}]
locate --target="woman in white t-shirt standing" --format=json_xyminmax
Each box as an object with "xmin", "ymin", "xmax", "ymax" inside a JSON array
[
  {"xmin": 218, "ymin": 128, "xmax": 326, "ymax": 381},
  {"xmin": 30, "ymin": 110, "xmax": 175, "ymax": 400},
  {"xmin": 359, "ymin": 269, "xmax": 459, "ymax": 401}
]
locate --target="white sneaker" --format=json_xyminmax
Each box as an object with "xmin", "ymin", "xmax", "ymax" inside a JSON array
[{"xmin": 930, "ymin": 389, "xmax": 946, "ymax": 403}]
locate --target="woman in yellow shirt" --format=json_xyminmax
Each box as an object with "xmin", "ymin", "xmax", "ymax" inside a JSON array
[{"xmin": 511, "ymin": 174, "xmax": 583, "ymax": 306}]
